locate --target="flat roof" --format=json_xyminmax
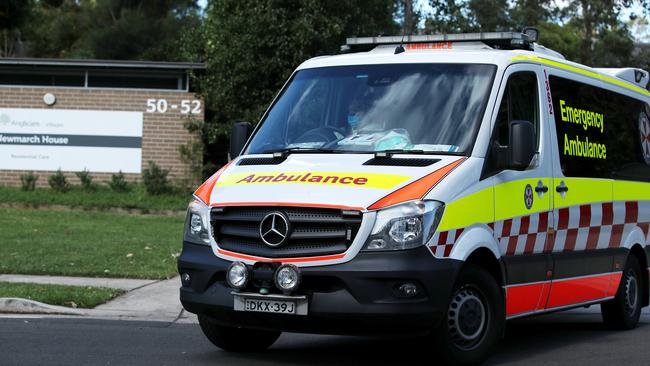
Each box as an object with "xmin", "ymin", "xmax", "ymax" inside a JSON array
[{"xmin": 0, "ymin": 58, "xmax": 205, "ymax": 71}]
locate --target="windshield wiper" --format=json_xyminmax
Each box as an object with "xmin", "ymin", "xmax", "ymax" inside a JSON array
[
  {"xmin": 374, "ymin": 149, "xmax": 463, "ymax": 157},
  {"xmin": 262, "ymin": 147, "xmax": 341, "ymax": 157}
]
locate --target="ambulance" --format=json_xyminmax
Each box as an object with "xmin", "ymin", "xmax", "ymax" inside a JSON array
[{"xmin": 178, "ymin": 29, "xmax": 650, "ymax": 364}]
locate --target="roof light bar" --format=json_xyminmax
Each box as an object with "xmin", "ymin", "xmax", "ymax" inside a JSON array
[{"xmin": 342, "ymin": 30, "xmax": 537, "ymax": 53}]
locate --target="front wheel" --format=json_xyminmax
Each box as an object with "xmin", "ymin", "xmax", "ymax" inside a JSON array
[
  {"xmin": 434, "ymin": 265, "xmax": 505, "ymax": 365},
  {"xmin": 198, "ymin": 315, "xmax": 281, "ymax": 352},
  {"xmin": 601, "ymin": 255, "xmax": 643, "ymax": 330}
]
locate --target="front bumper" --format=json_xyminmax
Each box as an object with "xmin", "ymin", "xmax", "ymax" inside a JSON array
[{"xmin": 178, "ymin": 242, "xmax": 462, "ymax": 335}]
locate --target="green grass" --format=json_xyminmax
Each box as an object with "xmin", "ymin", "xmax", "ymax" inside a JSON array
[
  {"xmin": 0, "ymin": 185, "xmax": 191, "ymax": 212},
  {"xmin": 0, "ymin": 208, "xmax": 185, "ymax": 279},
  {"xmin": 0, "ymin": 282, "xmax": 123, "ymax": 308}
]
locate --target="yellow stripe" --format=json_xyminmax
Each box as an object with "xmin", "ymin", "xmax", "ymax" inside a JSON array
[
  {"xmin": 614, "ymin": 180, "xmax": 650, "ymax": 201},
  {"xmin": 215, "ymin": 171, "xmax": 411, "ymax": 189},
  {"xmin": 494, "ymin": 178, "xmax": 552, "ymax": 220},
  {"xmin": 554, "ymin": 178, "xmax": 612, "ymax": 208},
  {"xmin": 511, "ymin": 55, "xmax": 650, "ymax": 97},
  {"xmin": 438, "ymin": 187, "xmax": 494, "ymax": 231}
]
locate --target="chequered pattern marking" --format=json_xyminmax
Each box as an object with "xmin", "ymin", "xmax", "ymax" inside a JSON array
[{"xmin": 429, "ymin": 201, "xmax": 650, "ymax": 258}]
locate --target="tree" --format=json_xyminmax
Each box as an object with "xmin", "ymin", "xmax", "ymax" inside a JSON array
[
  {"xmin": 23, "ymin": 0, "xmax": 200, "ymax": 60},
  {"xmin": 0, "ymin": 0, "xmax": 32, "ymax": 57}
]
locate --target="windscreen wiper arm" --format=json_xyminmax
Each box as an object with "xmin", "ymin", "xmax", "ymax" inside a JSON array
[{"xmin": 263, "ymin": 147, "xmax": 339, "ymax": 157}]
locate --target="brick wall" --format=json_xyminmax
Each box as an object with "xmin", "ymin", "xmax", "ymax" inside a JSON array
[{"xmin": 0, "ymin": 87, "xmax": 203, "ymax": 188}]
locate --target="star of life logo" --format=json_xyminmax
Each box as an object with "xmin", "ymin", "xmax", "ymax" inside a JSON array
[{"xmin": 640, "ymin": 112, "xmax": 650, "ymax": 165}]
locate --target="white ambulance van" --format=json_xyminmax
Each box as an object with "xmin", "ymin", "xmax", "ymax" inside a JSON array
[{"xmin": 179, "ymin": 30, "xmax": 650, "ymax": 364}]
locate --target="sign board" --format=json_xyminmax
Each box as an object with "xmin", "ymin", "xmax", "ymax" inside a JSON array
[{"xmin": 0, "ymin": 108, "xmax": 143, "ymax": 173}]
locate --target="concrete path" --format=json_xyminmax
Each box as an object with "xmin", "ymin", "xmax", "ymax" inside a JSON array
[
  {"xmin": 0, "ymin": 274, "xmax": 155, "ymax": 291},
  {"xmin": 0, "ymin": 274, "xmax": 196, "ymax": 323},
  {"xmin": 91, "ymin": 276, "xmax": 187, "ymax": 322}
]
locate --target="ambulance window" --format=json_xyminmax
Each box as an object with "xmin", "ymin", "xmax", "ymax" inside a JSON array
[
  {"xmin": 493, "ymin": 72, "xmax": 539, "ymax": 148},
  {"xmin": 549, "ymin": 75, "xmax": 650, "ymax": 182}
]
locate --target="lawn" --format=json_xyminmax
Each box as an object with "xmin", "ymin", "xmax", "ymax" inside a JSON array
[
  {"xmin": 0, "ymin": 282, "xmax": 123, "ymax": 308},
  {"xmin": 0, "ymin": 208, "xmax": 185, "ymax": 279},
  {"xmin": 0, "ymin": 185, "xmax": 191, "ymax": 212}
]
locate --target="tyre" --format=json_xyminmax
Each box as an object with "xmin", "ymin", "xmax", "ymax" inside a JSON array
[
  {"xmin": 601, "ymin": 255, "xmax": 643, "ymax": 330},
  {"xmin": 434, "ymin": 265, "xmax": 505, "ymax": 365},
  {"xmin": 198, "ymin": 314, "xmax": 281, "ymax": 352}
]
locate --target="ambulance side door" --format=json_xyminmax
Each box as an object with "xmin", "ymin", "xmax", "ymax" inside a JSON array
[
  {"xmin": 545, "ymin": 71, "xmax": 618, "ymax": 310},
  {"xmin": 484, "ymin": 64, "xmax": 555, "ymax": 318}
]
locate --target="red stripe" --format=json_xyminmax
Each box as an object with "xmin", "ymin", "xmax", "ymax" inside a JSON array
[
  {"xmin": 438, "ymin": 231, "xmax": 448, "ymax": 245},
  {"xmin": 506, "ymin": 282, "xmax": 546, "ymax": 316},
  {"xmin": 563, "ymin": 228, "xmax": 578, "ymax": 252},
  {"xmin": 519, "ymin": 215, "xmax": 530, "ymax": 235},
  {"xmin": 606, "ymin": 272, "xmax": 623, "ymax": 297},
  {"xmin": 579, "ymin": 204, "xmax": 591, "ymax": 228},
  {"xmin": 455, "ymin": 228, "xmax": 465, "ymax": 239},
  {"xmin": 609, "ymin": 224, "xmax": 624, "ymax": 248},
  {"xmin": 586, "ymin": 226, "xmax": 601, "ymax": 250},
  {"xmin": 443, "ymin": 244, "xmax": 453, "ymax": 257},
  {"xmin": 501, "ymin": 219, "xmax": 513, "ymax": 238},
  {"xmin": 216, "ymin": 248, "xmax": 346, "ymax": 263},
  {"xmin": 640, "ymin": 222, "xmax": 650, "ymax": 238},
  {"xmin": 523, "ymin": 233, "xmax": 537, "ymax": 255},
  {"xmin": 546, "ymin": 273, "xmax": 615, "ymax": 308},
  {"xmin": 506, "ymin": 236, "xmax": 519, "ymax": 256},
  {"xmin": 537, "ymin": 211, "xmax": 549, "ymax": 233},
  {"xmin": 602, "ymin": 202, "xmax": 614, "ymax": 225},
  {"xmin": 625, "ymin": 201, "xmax": 639, "ymax": 224},
  {"xmin": 557, "ymin": 207, "xmax": 570, "ymax": 230}
]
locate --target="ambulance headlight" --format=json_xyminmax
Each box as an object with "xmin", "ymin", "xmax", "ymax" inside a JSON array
[
  {"xmin": 363, "ymin": 200, "xmax": 444, "ymax": 251},
  {"xmin": 184, "ymin": 198, "xmax": 211, "ymax": 245}
]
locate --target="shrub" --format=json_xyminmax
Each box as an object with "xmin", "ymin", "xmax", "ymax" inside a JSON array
[
  {"xmin": 48, "ymin": 169, "xmax": 70, "ymax": 193},
  {"xmin": 20, "ymin": 172, "xmax": 38, "ymax": 191},
  {"xmin": 108, "ymin": 171, "xmax": 130, "ymax": 193},
  {"xmin": 142, "ymin": 161, "xmax": 170, "ymax": 195},
  {"xmin": 75, "ymin": 169, "xmax": 96, "ymax": 192}
]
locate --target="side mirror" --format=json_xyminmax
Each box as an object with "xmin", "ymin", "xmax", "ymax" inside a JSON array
[
  {"xmin": 229, "ymin": 122, "xmax": 252, "ymax": 160},
  {"xmin": 508, "ymin": 120, "xmax": 536, "ymax": 170}
]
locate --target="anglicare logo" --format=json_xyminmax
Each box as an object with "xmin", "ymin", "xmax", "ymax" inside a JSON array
[{"xmin": 0, "ymin": 113, "xmax": 10, "ymax": 125}]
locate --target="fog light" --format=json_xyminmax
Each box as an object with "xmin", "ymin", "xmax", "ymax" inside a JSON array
[
  {"xmin": 274, "ymin": 264, "xmax": 301, "ymax": 294},
  {"xmin": 181, "ymin": 272, "xmax": 191, "ymax": 286},
  {"xmin": 227, "ymin": 262, "xmax": 249, "ymax": 290},
  {"xmin": 397, "ymin": 282, "xmax": 419, "ymax": 297}
]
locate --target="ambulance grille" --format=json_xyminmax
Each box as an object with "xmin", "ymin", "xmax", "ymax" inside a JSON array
[
  {"xmin": 363, "ymin": 157, "xmax": 440, "ymax": 167},
  {"xmin": 210, "ymin": 206, "xmax": 362, "ymax": 258},
  {"xmin": 237, "ymin": 157, "xmax": 286, "ymax": 165}
]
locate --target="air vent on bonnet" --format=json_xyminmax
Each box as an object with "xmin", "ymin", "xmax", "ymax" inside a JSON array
[
  {"xmin": 363, "ymin": 157, "xmax": 440, "ymax": 167},
  {"xmin": 238, "ymin": 156, "xmax": 287, "ymax": 166}
]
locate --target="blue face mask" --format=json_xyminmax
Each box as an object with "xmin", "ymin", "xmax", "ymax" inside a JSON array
[{"xmin": 347, "ymin": 114, "xmax": 360, "ymax": 129}]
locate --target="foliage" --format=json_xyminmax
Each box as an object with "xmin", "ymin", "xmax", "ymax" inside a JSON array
[
  {"xmin": 0, "ymin": 282, "xmax": 123, "ymax": 309},
  {"xmin": 22, "ymin": 0, "xmax": 200, "ymax": 60},
  {"xmin": 109, "ymin": 171, "xmax": 130, "ymax": 193},
  {"xmin": 20, "ymin": 172, "xmax": 38, "ymax": 191},
  {"xmin": 142, "ymin": 161, "xmax": 171, "ymax": 195},
  {"xmin": 0, "ymin": 207, "xmax": 184, "ymax": 279},
  {"xmin": 48, "ymin": 169, "xmax": 71, "ymax": 193},
  {"xmin": 75, "ymin": 169, "xmax": 96, "ymax": 192}
]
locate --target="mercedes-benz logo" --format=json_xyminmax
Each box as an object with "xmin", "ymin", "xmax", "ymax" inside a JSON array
[{"xmin": 259, "ymin": 212, "xmax": 291, "ymax": 247}]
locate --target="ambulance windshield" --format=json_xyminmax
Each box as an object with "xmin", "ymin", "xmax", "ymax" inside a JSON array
[{"xmin": 246, "ymin": 63, "xmax": 496, "ymax": 155}]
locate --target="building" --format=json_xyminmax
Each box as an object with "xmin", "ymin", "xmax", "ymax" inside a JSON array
[{"xmin": 0, "ymin": 58, "xmax": 205, "ymax": 187}]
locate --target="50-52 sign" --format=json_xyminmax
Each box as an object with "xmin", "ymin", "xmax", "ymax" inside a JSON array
[{"xmin": 145, "ymin": 99, "xmax": 202, "ymax": 114}]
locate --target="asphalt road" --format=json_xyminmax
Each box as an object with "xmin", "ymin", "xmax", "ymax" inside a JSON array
[{"xmin": 1, "ymin": 308, "xmax": 649, "ymax": 366}]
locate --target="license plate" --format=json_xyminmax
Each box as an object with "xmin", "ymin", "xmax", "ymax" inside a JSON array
[
  {"xmin": 244, "ymin": 299, "xmax": 296, "ymax": 314},
  {"xmin": 233, "ymin": 293, "xmax": 308, "ymax": 315}
]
